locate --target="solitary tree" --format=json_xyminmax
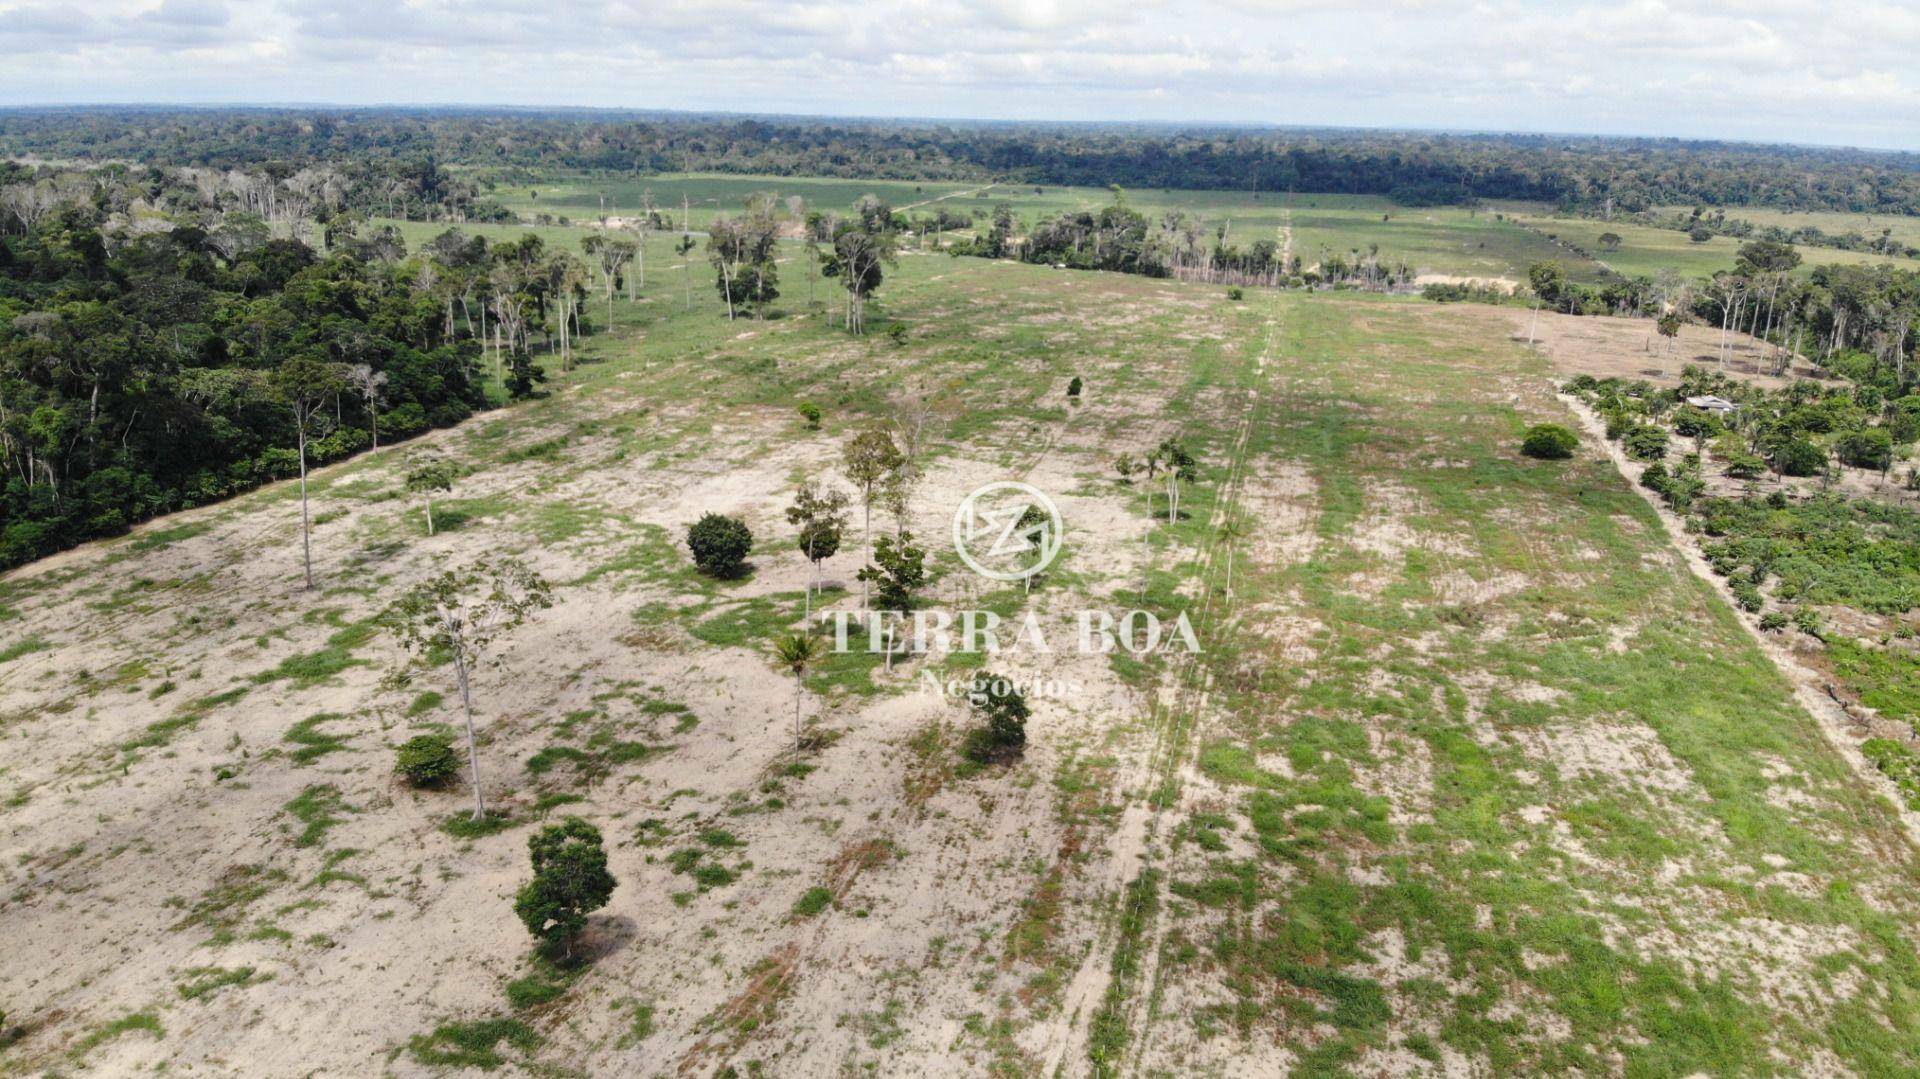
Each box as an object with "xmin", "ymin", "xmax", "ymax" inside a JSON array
[
  {"xmin": 275, "ymin": 355, "xmax": 349, "ymax": 590},
  {"xmin": 675, "ymin": 234, "xmax": 697, "ymax": 312},
  {"xmin": 404, "ymin": 455, "xmax": 457, "ymax": 535},
  {"xmin": 771, "ymin": 632, "xmax": 825, "ymax": 750},
  {"xmin": 388, "ymin": 559, "xmax": 554, "ymax": 821},
  {"xmin": 857, "ymin": 532, "xmax": 928, "ymax": 670},
  {"xmin": 786, "ymin": 481, "xmax": 849, "ymax": 621},
  {"xmin": 1657, "ymin": 311, "xmax": 1683, "ymax": 354},
  {"xmin": 1153, "ymin": 438, "xmax": 1199, "ymax": 523},
  {"xmin": 1216, "ymin": 516, "xmax": 1249, "ymax": 600},
  {"xmin": 842, "ymin": 429, "xmax": 903, "ymax": 604},
  {"xmin": 687, "ymin": 513, "xmax": 754, "ymax": 578},
  {"xmin": 964, "ymin": 674, "xmax": 1031, "ymax": 764},
  {"xmin": 514, "ymin": 817, "xmax": 616, "ymax": 961}
]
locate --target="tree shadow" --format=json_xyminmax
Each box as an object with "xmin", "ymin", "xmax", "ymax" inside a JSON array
[{"xmin": 571, "ymin": 914, "xmax": 638, "ymax": 966}]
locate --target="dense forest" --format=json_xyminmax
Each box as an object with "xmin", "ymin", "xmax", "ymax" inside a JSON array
[
  {"xmin": 0, "ymin": 162, "xmax": 608, "ymax": 569},
  {"xmin": 4, "ymin": 107, "xmax": 1920, "ymax": 215}
]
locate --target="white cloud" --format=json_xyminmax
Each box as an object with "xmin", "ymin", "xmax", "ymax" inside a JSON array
[{"xmin": 0, "ymin": 0, "xmax": 1912, "ymax": 149}]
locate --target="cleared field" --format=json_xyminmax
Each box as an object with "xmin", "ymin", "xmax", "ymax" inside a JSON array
[
  {"xmin": 1506, "ymin": 211, "xmax": 1920, "ymax": 281},
  {"xmin": 479, "ymin": 171, "xmax": 981, "ymax": 229},
  {"xmin": 1658, "ymin": 204, "xmax": 1920, "ymax": 250},
  {"xmin": 903, "ymin": 183, "xmax": 1577, "ymax": 283},
  {"xmin": 471, "ymin": 172, "xmax": 1588, "ymax": 283},
  {"xmin": 3, "ymin": 237, "xmax": 1919, "ymax": 1075}
]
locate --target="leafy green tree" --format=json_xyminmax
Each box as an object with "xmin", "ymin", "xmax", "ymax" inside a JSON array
[
  {"xmin": 388, "ymin": 559, "xmax": 554, "ymax": 820},
  {"xmin": 1774, "ymin": 438, "xmax": 1826, "ymax": 477},
  {"xmin": 1527, "ymin": 261, "xmax": 1568, "ymax": 307},
  {"xmin": 404, "ymin": 455, "xmax": 457, "ymax": 535},
  {"xmin": 857, "ymin": 532, "xmax": 928, "ymax": 613},
  {"xmin": 964, "ymin": 674, "xmax": 1031, "ymax": 763},
  {"xmin": 841, "ymin": 428, "xmax": 903, "ymax": 604},
  {"xmin": 514, "ymin": 817, "xmax": 616, "ymax": 960},
  {"xmin": 1670, "ymin": 406, "xmax": 1721, "ymax": 440},
  {"xmin": 1153, "ymin": 438, "xmax": 1199, "ymax": 522},
  {"xmin": 687, "ymin": 513, "xmax": 753, "ymax": 578},
  {"xmin": 708, "ymin": 197, "xmax": 782, "ymax": 319},
  {"xmin": 1837, "ymin": 427, "xmax": 1893, "ymax": 472},
  {"xmin": 857, "ymin": 532, "xmax": 928, "ymax": 671},
  {"xmin": 823, "ymin": 197, "xmax": 899, "ymax": 334},
  {"xmin": 785, "ymin": 481, "xmax": 848, "ymax": 621},
  {"xmin": 1657, "ymin": 311, "xmax": 1683, "ymax": 353}
]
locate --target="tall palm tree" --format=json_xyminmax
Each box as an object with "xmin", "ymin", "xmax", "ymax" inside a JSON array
[{"xmin": 772, "ymin": 632, "xmax": 825, "ymax": 750}]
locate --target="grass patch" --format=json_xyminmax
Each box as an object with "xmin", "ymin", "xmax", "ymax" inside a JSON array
[
  {"xmin": 176, "ymin": 965, "xmax": 266, "ymax": 1001},
  {"xmin": 284, "ymin": 712, "xmax": 353, "ymax": 764},
  {"xmin": 406, "ymin": 1017, "xmax": 539, "ymax": 1070},
  {"xmin": 0, "ymin": 636, "xmax": 49, "ymax": 664},
  {"xmin": 283, "ymin": 784, "xmax": 352, "ymax": 847}
]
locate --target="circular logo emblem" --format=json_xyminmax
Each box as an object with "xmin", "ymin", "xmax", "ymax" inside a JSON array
[{"xmin": 953, "ymin": 481, "xmax": 1064, "ymax": 582}]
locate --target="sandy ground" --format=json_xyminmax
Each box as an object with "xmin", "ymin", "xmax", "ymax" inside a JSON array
[
  {"xmin": 1516, "ymin": 309, "xmax": 1834, "ymax": 388},
  {"xmin": 4, "ymin": 276, "xmax": 1919, "ymax": 1076}
]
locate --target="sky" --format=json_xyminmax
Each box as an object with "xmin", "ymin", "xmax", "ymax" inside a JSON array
[{"xmin": 1, "ymin": 0, "xmax": 1916, "ymax": 151}]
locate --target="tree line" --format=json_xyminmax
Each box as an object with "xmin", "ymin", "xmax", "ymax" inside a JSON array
[
  {"xmin": 952, "ymin": 191, "xmax": 1410, "ymax": 292},
  {"xmin": 0, "ymin": 164, "xmax": 636, "ymax": 569},
  {"xmin": 5, "ymin": 107, "xmax": 1920, "ymax": 214}
]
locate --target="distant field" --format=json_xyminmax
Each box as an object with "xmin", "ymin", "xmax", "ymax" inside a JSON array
[
  {"xmin": 477, "ymin": 171, "xmax": 981, "ymax": 229},
  {"xmin": 414, "ymin": 173, "xmax": 1920, "ymax": 289},
  {"xmin": 1507, "ymin": 210, "xmax": 1920, "ymax": 281},
  {"xmin": 1659, "ymin": 204, "xmax": 1920, "ymax": 249},
  {"xmin": 470, "ymin": 172, "xmax": 1582, "ymax": 282}
]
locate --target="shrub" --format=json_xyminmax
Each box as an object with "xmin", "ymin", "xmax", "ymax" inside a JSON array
[
  {"xmin": 796, "ymin": 402, "xmax": 822, "ymax": 429},
  {"xmin": 686, "ymin": 513, "xmax": 753, "ymax": 578},
  {"xmin": 1623, "ymin": 425, "xmax": 1670, "ymax": 461},
  {"xmin": 1722, "ymin": 450, "xmax": 1767, "ymax": 479},
  {"xmin": 1688, "ymin": 226, "xmax": 1712, "ymax": 243},
  {"xmin": 963, "ymin": 674, "xmax": 1031, "ymax": 764},
  {"xmin": 1226, "ymin": 286, "xmax": 1244, "ymax": 301},
  {"xmin": 1758, "ymin": 611, "xmax": 1789, "ymax": 631},
  {"xmin": 792, "ymin": 886, "xmax": 833, "ymax": 917},
  {"xmin": 397, "ymin": 734, "xmax": 461, "ymax": 787},
  {"xmin": 1066, "ymin": 376, "xmax": 1083, "ymax": 398},
  {"xmin": 1520, "ymin": 423, "xmax": 1578, "ymax": 460},
  {"xmin": 1774, "ymin": 439, "xmax": 1826, "ymax": 477}
]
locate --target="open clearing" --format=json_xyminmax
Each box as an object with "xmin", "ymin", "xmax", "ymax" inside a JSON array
[
  {"xmin": 4, "ymin": 240, "xmax": 1920, "ymax": 1076},
  {"xmin": 475, "ymin": 172, "xmax": 1920, "ymax": 291}
]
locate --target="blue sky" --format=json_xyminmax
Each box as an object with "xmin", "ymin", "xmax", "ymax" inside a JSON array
[{"xmin": 2, "ymin": 0, "xmax": 1916, "ymax": 151}]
